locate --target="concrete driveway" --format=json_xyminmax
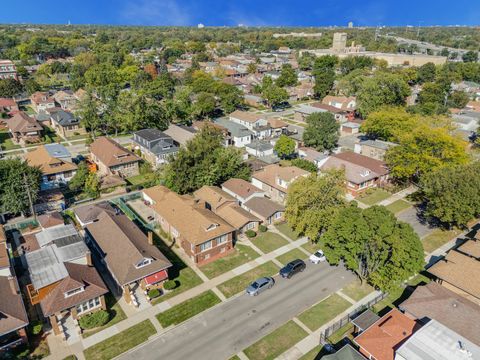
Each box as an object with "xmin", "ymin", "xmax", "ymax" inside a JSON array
[
  {"xmin": 117, "ymin": 262, "xmax": 355, "ymax": 360},
  {"xmin": 396, "ymin": 207, "xmax": 433, "ymax": 238}
]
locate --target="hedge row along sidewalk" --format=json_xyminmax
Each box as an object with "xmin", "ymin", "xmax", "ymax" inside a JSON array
[
  {"xmin": 83, "ymin": 319, "xmax": 156, "ymax": 360},
  {"xmin": 156, "ymin": 290, "xmax": 221, "ymax": 328}
]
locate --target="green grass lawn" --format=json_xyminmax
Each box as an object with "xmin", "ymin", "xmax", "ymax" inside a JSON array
[
  {"xmin": 217, "ymin": 261, "xmax": 279, "ymax": 298},
  {"xmin": 200, "ymin": 244, "xmax": 260, "ymax": 279},
  {"xmin": 341, "ymin": 279, "xmax": 374, "ymax": 302},
  {"xmin": 358, "ymin": 189, "xmax": 391, "ymax": 206},
  {"xmin": 126, "ymin": 173, "xmax": 156, "ymax": 186},
  {"xmin": 422, "ymin": 228, "xmax": 462, "ymax": 253},
  {"xmin": 298, "ymin": 346, "xmax": 326, "ymax": 360},
  {"xmin": 228, "ymin": 356, "xmax": 241, "ymax": 360},
  {"xmin": 0, "ymin": 131, "xmax": 20, "ymax": 150},
  {"xmin": 386, "ymin": 199, "xmax": 412, "ymax": 214},
  {"xmin": 83, "ymin": 320, "xmax": 156, "ymax": 360},
  {"xmin": 301, "ymin": 241, "xmax": 323, "ymax": 254},
  {"xmin": 251, "ymin": 232, "xmax": 289, "ymax": 254},
  {"xmin": 82, "ymin": 294, "xmax": 127, "ymax": 338},
  {"xmin": 156, "ymin": 290, "xmax": 221, "ymax": 327},
  {"xmin": 298, "ymin": 294, "xmax": 352, "ymax": 332},
  {"xmin": 275, "ymin": 222, "xmax": 299, "ymax": 240},
  {"xmin": 327, "ymin": 322, "xmax": 355, "ymax": 345},
  {"xmin": 276, "ymin": 248, "xmax": 308, "ymax": 266},
  {"xmin": 151, "ymin": 232, "xmax": 203, "ymax": 305},
  {"xmin": 244, "ymin": 321, "xmax": 308, "ymax": 360}
]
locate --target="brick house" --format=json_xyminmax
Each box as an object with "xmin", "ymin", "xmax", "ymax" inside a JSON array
[
  {"xmin": 132, "ymin": 128, "xmax": 178, "ymax": 167},
  {"xmin": 30, "ymin": 92, "xmax": 56, "ymax": 113},
  {"xmin": 5, "ymin": 111, "xmax": 43, "ymax": 144},
  {"xmin": 0, "ymin": 60, "xmax": 17, "ymax": 80},
  {"xmin": 90, "ymin": 137, "xmax": 141, "ymax": 178},
  {"xmin": 143, "ymin": 186, "xmax": 236, "ymax": 265},
  {"xmin": 50, "ymin": 110, "xmax": 86, "ymax": 138}
]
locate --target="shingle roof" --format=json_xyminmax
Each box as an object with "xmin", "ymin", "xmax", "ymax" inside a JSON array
[
  {"xmin": 50, "ymin": 110, "xmax": 80, "ymax": 127},
  {"xmin": 222, "ymin": 178, "xmax": 264, "ymax": 200},
  {"xmin": 243, "ymin": 197, "xmax": 285, "ymax": 219},
  {"xmin": 229, "ymin": 110, "xmax": 264, "ymax": 123},
  {"xmin": 193, "ymin": 186, "xmax": 236, "ymax": 212},
  {"xmin": 5, "ymin": 111, "xmax": 43, "ymax": 133},
  {"xmin": 86, "ymin": 211, "xmax": 172, "ymax": 286},
  {"xmin": 214, "ymin": 118, "xmax": 254, "ymax": 138},
  {"xmin": 134, "ymin": 128, "xmax": 170, "ymax": 142},
  {"xmin": 456, "ymin": 239, "xmax": 480, "ymax": 259},
  {"xmin": 25, "ymin": 145, "xmax": 77, "ymax": 176},
  {"xmin": 252, "ymin": 164, "xmax": 309, "ymax": 192},
  {"xmin": 163, "ymin": 124, "xmax": 197, "ymax": 146},
  {"xmin": 400, "ymin": 282, "xmax": 480, "ymax": 346},
  {"xmin": 0, "ymin": 276, "xmax": 29, "ymax": 336},
  {"xmin": 322, "ymin": 344, "xmax": 365, "ymax": 360},
  {"xmin": 90, "ymin": 137, "xmax": 141, "ymax": 168},
  {"xmin": 73, "ymin": 202, "xmax": 116, "ymax": 225}
]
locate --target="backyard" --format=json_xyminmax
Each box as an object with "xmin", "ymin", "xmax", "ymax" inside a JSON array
[{"xmin": 251, "ymin": 232, "xmax": 289, "ymax": 253}]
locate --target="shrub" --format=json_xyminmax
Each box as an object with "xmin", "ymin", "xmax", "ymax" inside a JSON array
[
  {"xmin": 164, "ymin": 280, "xmax": 177, "ymax": 290},
  {"xmin": 245, "ymin": 230, "xmax": 256, "ymax": 238},
  {"xmin": 79, "ymin": 310, "xmax": 110, "ymax": 329},
  {"xmin": 259, "ymin": 224, "xmax": 267, "ymax": 232},
  {"xmin": 30, "ymin": 320, "xmax": 43, "ymax": 335},
  {"xmin": 148, "ymin": 288, "xmax": 161, "ymax": 299}
]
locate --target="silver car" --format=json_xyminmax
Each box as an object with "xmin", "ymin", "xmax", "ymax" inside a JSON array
[{"xmin": 246, "ymin": 277, "xmax": 275, "ymax": 296}]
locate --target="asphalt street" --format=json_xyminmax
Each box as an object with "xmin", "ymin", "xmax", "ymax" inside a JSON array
[{"xmin": 118, "ymin": 261, "xmax": 355, "ymax": 360}]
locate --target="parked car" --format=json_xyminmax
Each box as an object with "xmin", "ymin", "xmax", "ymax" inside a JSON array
[
  {"xmin": 309, "ymin": 250, "xmax": 326, "ymax": 264},
  {"xmin": 246, "ymin": 277, "xmax": 275, "ymax": 296},
  {"xmin": 280, "ymin": 259, "xmax": 306, "ymax": 279}
]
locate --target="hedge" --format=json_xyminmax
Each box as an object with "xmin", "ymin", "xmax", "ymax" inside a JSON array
[{"xmin": 79, "ymin": 310, "xmax": 110, "ymax": 330}]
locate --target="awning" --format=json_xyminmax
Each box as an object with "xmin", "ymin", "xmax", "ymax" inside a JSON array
[{"xmin": 144, "ymin": 270, "xmax": 168, "ymax": 285}]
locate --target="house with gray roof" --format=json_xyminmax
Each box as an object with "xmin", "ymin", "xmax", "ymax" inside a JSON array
[
  {"xmin": 245, "ymin": 139, "xmax": 274, "ymax": 157},
  {"xmin": 354, "ymin": 139, "xmax": 397, "ymax": 161},
  {"xmin": 133, "ymin": 128, "xmax": 179, "ymax": 167},
  {"xmin": 215, "ymin": 118, "xmax": 253, "ymax": 148},
  {"xmin": 50, "ymin": 110, "xmax": 86, "ymax": 138},
  {"xmin": 294, "ymin": 104, "xmax": 327, "ymax": 122}
]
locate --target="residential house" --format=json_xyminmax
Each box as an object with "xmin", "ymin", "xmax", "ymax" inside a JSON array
[
  {"xmin": 50, "ymin": 110, "xmax": 86, "ymax": 138},
  {"xmin": 267, "ymin": 118, "xmax": 288, "ymax": 137},
  {"xmin": 400, "ymin": 282, "xmax": 480, "ymax": 346},
  {"xmin": 427, "ymin": 244, "xmax": 480, "ymax": 305},
  {"xmin": 5, "ymin": 111, "xmax": 43, "ymax": 144},
  {"xmin": 311, "ymin": 102, "xmax": 353, "ymax": 122},
  {"xmin": 293, "ymin": 104, "xmax": 327, "ymax": 123},
  {"xmin": 194, "ymin": 186, "xmax": 260, "ymax": 236},
  {"xmin": 286, "ymin": 81, "xmax": 314, "ymax": 102},
  {"xmin": 243, "ymin": 197, "xmax": 285, "ymax": 225},
  {"xmin": 229, "ymin": 110, "xmax": 271, "ymax": 139},
  {"xmin": 251, "ymin": 164, "xmax": 310, "ymax": 203},
  {"xmin": 298, "ymin": 147, "xmax": 329, "ymax": 168},
  {"xmin": 52, "ymin": 90, "xmax": 78, "ymax": 111},
  {"xmin": 245, "ymin": 139, "xmax": 275, "ymax": 158},
  {"xmin": 24, "ymin": 224, "xmax": 108, "ymax": 339},
  {"xmin": 37, "ymin": 212, "xmax": 65, "ymax": 230},
  {"xmin": 0, "ymin": 98, "xmax": 18, "ymax": 114},
  {"xmin": 132, "ymin": 128, "xmax": 178, "ymax": 167},
  {"xmin": 221, "ymin": 178, "xmax": 266, "ymax": 205},
  {"xmin": 354, "ymin": 309, "xmax": 419, "ymax": 360},
  {"xmin": 30, "ymin": 92, "xmax": 56, "ymax": 113},
  {"xmin": 143, "ymin": 186, "xmax": 236, "ymax": 265},
  {"xmin": 85, "ymin": 207, "xmax": 172, "ymax": 304},
  {"xmin": 214, "ymin": 118, "xmax": 253, "ymax": 148},
  {"xmin": 25, "ymin": 144, "xmax": 77, "ymax": 190},
  {"xmin": 322, "ymin": 345, "xmax": 365, "ymax": 360},
  {"xmin": 395, "ymin": 320, "xmax": 480, "ymax": 360},
  {"xmin": 90, "ymin": 137, "xmax": 141, "ymax": 178},
  {"xmin": 73, "ymin": 202, "xmax": 117, "ymax": 228},
  {"xmin": 319, "ymin": 152, "xmax": 390, "ymax": 196},
  {"xmin": 341, "ymin": 122, "xmax": 361, "ymax": 134},
  {"xmin": 163, "ymin": 124, "xmax": 197, "ymax": 146},
  {"xmin": 322, "ymin": 95, "xmax": 356, "ymax": 112},
  {"xmin": 0, "ymin": 60, "xmax": 17, "ymax": 80},
  {"xmin": 244, "ymin": 94, "xmax": 264, "ymax": 108},
  {"xmin": 354, "ymin": 139, "xmax": 397, "ymax": 161},
  {"xmin": 0, "ymin": 226, "xmax": 29, "ymax": 352}
]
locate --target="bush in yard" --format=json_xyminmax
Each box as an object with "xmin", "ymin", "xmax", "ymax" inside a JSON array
[
  {"xmin": 79, "ymin": 310, "xmax": 110, "ymax": 329},
  {"xmin": 259, "ymin": 224, "xmax": 267, "ymax": 232},
  {"xmin": 163, "ymin": 280, "xmax": 177, "ymax": 290},
  {"xmin": 30, "ymin": 320, "xmax": 43, "ymax": 335},
  {"xmin": 245, "ymin": 230, "xmax": 256, "ymax": 238},
  {"xmin": 148, "ymin": 288, "xmax": 161, "ymax": 299}
]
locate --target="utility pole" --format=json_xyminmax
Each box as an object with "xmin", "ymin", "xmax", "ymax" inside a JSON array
[{"xmin": 23, "ymin": 172, "xmax": 36, "ymax": 220}]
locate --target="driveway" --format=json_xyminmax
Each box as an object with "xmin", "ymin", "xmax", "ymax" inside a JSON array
[
  {"xmin": 396, "ymin": 207, "xmax": 433, "ymax": 238},
  {"xmin": 117, "ymin": 262, "xmax": 355, "ymax": 360}
]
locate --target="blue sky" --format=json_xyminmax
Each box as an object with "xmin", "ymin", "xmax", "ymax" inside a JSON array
[{"xmin": 2, "ymin": 0, "xmax": 479, "ymax": 27}]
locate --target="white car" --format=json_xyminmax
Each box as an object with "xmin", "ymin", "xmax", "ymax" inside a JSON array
[{"xmin": 309, "ymin": 250, "xmax": 326, "ymax": 264}]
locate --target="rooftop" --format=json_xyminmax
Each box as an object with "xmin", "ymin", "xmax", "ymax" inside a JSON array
[
  {"xmin": 214, "ymin": 118, "xmax": 254, "ymax": 138},
  {"xmin": 243, "ymin": 196, "xmax": 285, "ymax": 218},
  {"xmin": 221, "ymin": 178, "xmax": 264, "ymax": 200},
  {"xmin": 90, "ymin": 137, "xmax": 141, "ymax": 168},
  {"xmin": 25, "ymin": 145, "xmax": 77, "ymax": 176}
]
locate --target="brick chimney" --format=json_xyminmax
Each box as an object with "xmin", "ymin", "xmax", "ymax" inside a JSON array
[
  {"xmin": 148, "ymin": 231, "xmax": 153, "ymax": 246},
  {"xmin": 8, "ymin": 276, "xmax": 18, "ymax": 295},
  {"xmin": 86, "ymin": 251, "xmax": 93, "ymax": 267}
]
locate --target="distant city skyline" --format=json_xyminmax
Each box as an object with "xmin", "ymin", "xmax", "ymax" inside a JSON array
[{"xmin": 2, "ymin": 0, "xmax": 479, "ymax": 27}]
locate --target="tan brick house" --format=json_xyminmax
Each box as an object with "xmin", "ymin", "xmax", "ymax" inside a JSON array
[{"xmin": 90, "ymin": 137, "xmax": 141, "ymax": 178}]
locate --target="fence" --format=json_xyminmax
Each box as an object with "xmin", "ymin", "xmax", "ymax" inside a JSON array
[
  {"xmin": 109, "ymin": 194, "xmax": 155, "ymax": 231},
  {"xmin": 3, "ymin": 218, "xmax": 39, "ymax": 232},
  {"xmin": 319, "ymin": 292, "xmax": 388, "ymax": 345}
]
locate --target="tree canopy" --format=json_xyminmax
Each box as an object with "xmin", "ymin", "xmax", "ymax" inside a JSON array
[
  {"xmin": 274, "ymin": 135, "xmax": 296, "ymax": 159},
  {"xmin": 303, "ymin": 112, "xmax": 339, "ymax": 151}
]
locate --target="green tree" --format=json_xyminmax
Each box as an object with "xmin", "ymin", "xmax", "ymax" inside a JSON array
[
  {"xmin": 291, "ymin": 158, "xmax": 318, "ymax": 173},
  {"xmin": 192, "ymin": 92, "xmax": 216, "ymax": 119},
  {"xmin": 262, "ymin": 83, "xmax": 288, "ymax": 108},
  {"xmin": 163, "ymin": 125, "xmax": 251, "ymax": 194},
  {"xmin": 0, "ymin": 78, "xmax": 24, "ymax": 97},
  {"xmin": 447, "ymin": 90, "xmax": 470, "ymax": 109},
  {"xmin": 0, "ymin": 159, "xmax": 41, "ymax": 215},
  {"xmin": 361, "ymin": 107, "xmax": 419, "ymax": 142},
  {"xmin": 357, "ymin": 72, "xmax": 410, "ymax": 116},
  {"xmin": 285, "ymin": 171, "xmax": 346, "ymax": 242},
  {"xmin": 421, "ymin": 162, "xmax": 480, "ymax": 228},
  {"xmin": 462, "ymin": 51, "xmax": 479, "ymax": 63},
  {"xmin": 84, "ymin": 173, "xmax": 100, "ymax": 198},
  {"xmin": 303, "ymin": 112, "xmax": 339, "ymax": 151},
  {"xmin": 417, "ymin": 62, "xmax": 436, "ymax": 83},
  {"xmin": 68, "ymin": 162, "xmax": 89, "ymax": 191},
  {"xmin": 276, "ymin": 64, "xmax": 297, "ymax": 88},
  {"xmin": 247, "ymin": 63, "xmax": 257, "ymax": 74},
  {"xmin": 77, "ymin": 90, "xmax": 102, "ymax": 138},
  {"xmin": 312, "ymin": 55, "xmax": 337, "ymax": 98},
  {"xmin": 322, "ymin": 204, "xmax": 424, "ymax": 291},
  {"xmin": 274, "ymin": 135, "xmax": 296, "ymax": 159},
  {"xmin": 338, "ymin": 56, "xmax": 374, "ymax": 75}
]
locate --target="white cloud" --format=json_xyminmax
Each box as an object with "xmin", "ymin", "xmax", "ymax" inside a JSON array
[{"xmin": 119, "ymin": 0, "xmax": 191, "ymax": 26}]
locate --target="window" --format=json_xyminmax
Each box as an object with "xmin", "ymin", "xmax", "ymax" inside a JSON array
[
  {"xmin": 75, "ymin": 297, "xmax": 101, "ymax": 314},
  {"xmin": 217, "ymin": 234, "xmax": 228, "ymax": 244},
  {"xmin": 172, "ymin": 227, "xmax": 179, "ymax": 237},
  {"xmin": 135, "ymin": 258, "xmax": 152, "ymax": 269},
  {"xmin": 200, "ymin": 241, "xmax": 212, "ymax": 252},
  {"xmin": 274, "ymin": 212, "xmax": 282, "ymax": 219},
  {"xmin": 246, "ymin": 222, "xmax": 255, "ymax": 230},
  {"xmin": 65, "ymin": 287, "xmax": 84, "ymax": 298}
]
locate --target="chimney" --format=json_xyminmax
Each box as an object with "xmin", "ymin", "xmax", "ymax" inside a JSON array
[
  {"xmin": 148, "ymin": 231, "xmax": 153, "ymax": 246},
  {"xmin": 86, "ymin": 251, "xmax": 93, "ymax": 267},
  {"xmin": 8, "ymin": 276, "xmax": 18, "ymax": 295}
]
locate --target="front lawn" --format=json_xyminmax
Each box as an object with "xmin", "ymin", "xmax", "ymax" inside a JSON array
[
  {"xmin": 275, "ymin": 222, "xmax": 299, "ymax": 240},
  {"xmin": 298, "ymin": 294, "xmax": 352, "ymax": 332},
  {"xmin": 83, "ymin": 320, "xmax": 156, "ymax": 360},
  {"xmin": 217, "ymin": 261, "xmax": 279, "ymax": 298},
  {"xmin": 301, "ymin": 241, "xmax": 323, "ymax": 254},
  {"xmin": 358, "ymin": 189, "xmax": 391, "ymax": 206},
  {"xmin": 244, "ymin": 321, "xmax": 308, "ymax": 360},
  {"xmin": 0, "ymin": 131, "xmax": 20, "ymax": 150},
  {"xmin": 341, "ymin": 279, "xmax": 374, "ymax": 302},
  {"xmin": 200, "ymin": 244, "xmax": 260, "ymax": 279},
  {"xmin": 298, "ymin": 346, "xmax": 326, "ymax": 360},
  {"xmin": 386, "ymin": 199, "xmax": 411, "ymax": 214},
  {"xmin": 82, "ymin": 294, "xmax": 127, "ymax": 338},
  {"xmin": 251, "ymin": 232, "xmax": 289, "ymax": 254},
  {"xmin": 156, "ymin": 290, "xmax": 221, "ymax": 327},
  {"xmin": 422, "ymin": 228, "xmax": 462, "ymax": 253},
  {"xmin": 276, "ymin": 248, "xmax": 308, "ymax": 266}
]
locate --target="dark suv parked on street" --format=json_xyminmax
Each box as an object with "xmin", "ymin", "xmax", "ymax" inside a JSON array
[{"xmin": 280, "ymin": 259, "xmax": 306, "ymax": 279}]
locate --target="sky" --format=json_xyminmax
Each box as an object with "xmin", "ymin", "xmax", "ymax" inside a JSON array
[{"xmin": 1, "ymin": 0, "xmax": 479, "ymax": 27}]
